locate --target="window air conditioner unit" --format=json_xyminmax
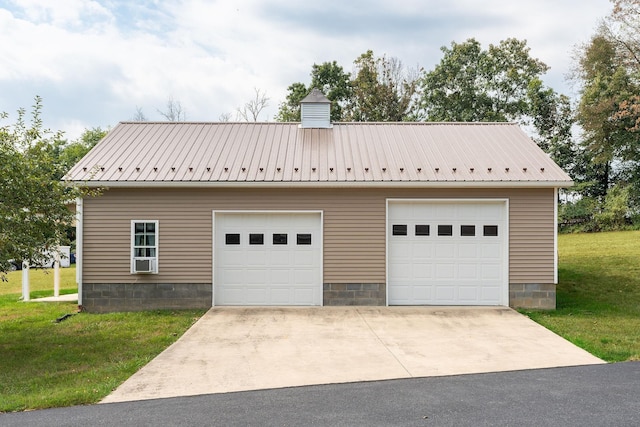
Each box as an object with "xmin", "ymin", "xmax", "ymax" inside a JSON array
[{"xmin": 134, "ymin": 258, "xmax": 155, "ymax": 273}]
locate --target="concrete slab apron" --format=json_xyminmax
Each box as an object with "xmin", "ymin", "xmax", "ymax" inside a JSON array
[{"xmin": 101, "ymin": 307, "xmax": 604, "ymax": 403}]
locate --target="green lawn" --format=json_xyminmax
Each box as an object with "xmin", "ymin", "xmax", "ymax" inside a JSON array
[
  {"xmin": 0, "ymin": 266, "xmax": 205, "ymax": 412},
  {"xmin": 524, "ymin": 230, "xmax": 640, "ymax": 362}
]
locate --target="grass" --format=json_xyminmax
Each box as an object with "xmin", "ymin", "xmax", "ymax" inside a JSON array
[
  {"xmin": 523, "ymin": 230, "xmax": 640, "ymax": 362},
  {"xmin": 0, "ymin": 266, "xmax": 205, "ymax": 412}
]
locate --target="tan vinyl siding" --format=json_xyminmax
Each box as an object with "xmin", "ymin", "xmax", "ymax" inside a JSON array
[{"xmin": 81, "ymin": 187, "xmax": 556, "ymax": 285}]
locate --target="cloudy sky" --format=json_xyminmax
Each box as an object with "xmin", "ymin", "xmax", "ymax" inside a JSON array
[{"xmin": 0, "ymin": 0, "xmax": 611, "ymax": 140}]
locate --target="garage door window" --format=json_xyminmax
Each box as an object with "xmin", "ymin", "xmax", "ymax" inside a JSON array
[
  {"xmin": 415, "ymin": 225, "xmax": 430, "ymax": 236},
  {"xmin": 273, "ymin": 233, "xmax": 288, "ymax": 245},
  {"xmin": 483, "ymin": 225, "xmax": 499, "ymax": 236},
  {"xmin": 225, "ymin": 234, "xmax": 240, "ymax": 245},
  {"xmin": 392, "ymin": 225, "xmax": 407, "ymax": 236},
  {"xmin": 461, "ymin": 225, "xmax": 476, "ymax": 236},
  {"xmin": 437, "ymin": 225, "xmax": 453, "ymax": 236},
  {"xmin": 297, "ymin": 234, "xmax": 312, "ymax": 245},
  {"xmin": 249, "ymin": 233, "xmax": 264, "ymax": 245}
]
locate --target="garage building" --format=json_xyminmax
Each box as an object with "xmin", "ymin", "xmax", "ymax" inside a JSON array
[{"xmin": 67, "ymin": 89, "xmax": 572, "ymax": 312}]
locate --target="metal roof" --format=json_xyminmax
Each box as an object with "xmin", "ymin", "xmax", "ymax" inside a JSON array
[{"xmin": 65, "ymin": 121, "xmax": 573, "ymax": 188}]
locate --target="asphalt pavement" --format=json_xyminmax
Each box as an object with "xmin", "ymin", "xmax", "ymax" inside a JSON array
[{"xmin": 2, "ymin": 362, "xmax": 639, "ymax": 427}]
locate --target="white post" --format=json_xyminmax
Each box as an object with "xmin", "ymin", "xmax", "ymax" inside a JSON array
[
  {"xmin": 76, "ymin": 197, "xmax": 83, "ymax": 306},
  {"xmin": 21, "ymin": 261, "xmax": 30, "ymax": 301},
  {"xmin": 54, "ymin": 250, "xmax": 61, "ymax": 297}
]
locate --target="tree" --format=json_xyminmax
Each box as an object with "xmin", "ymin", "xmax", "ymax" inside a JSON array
[
  {"xmin": 54, "ymin": 127, "xmax": 108, "ymax": 178},
  {"xmin": 276, "ymin": 53, "xmax": 418, "ymax": 122},
  {"xmin": 575, "ymin": 35, "xmax": 639, "ymax": 198},
  {"xmin": 132, "ymin": 106, "xmax": 148, "ymax": 121},
  {"xmin": 420, "ymin": 38, "xmax": 549, "ymax": 122},
  {"xmin": 309, "ymin": 61, "xmax": 352, "ymax": 121},
  {"xmin": 346, "ymin": 51, "xmax": 421, "ymax": 122},
  {"xmin": 157, "ymin": 97, "xmax": 186, "ymax": 121},
  {"xmin": 276, "ymin": 61, "xmax": 351, "ymax": 122},
  {"xmin": 527, "ymin": 79, "xmax": 578, "ymax": 175},
  {"xmin": 0, "ymin": 97, "xmax": 88, "ymax": 276},
  {"xmin": 236, "ymin": 88, "xmax": 270, "ymax": 122},
  {"xmin": 605, "ymin": 0, "xmax": 640, "ymax": 71}
]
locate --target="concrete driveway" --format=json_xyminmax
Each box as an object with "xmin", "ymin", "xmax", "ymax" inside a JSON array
[{"xmin": 101, "ymin": 307, "xmax": 604, "ymax": 403}]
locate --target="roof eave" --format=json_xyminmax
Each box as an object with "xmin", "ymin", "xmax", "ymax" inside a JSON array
[{"xmin": 71, "ymin": 180, "xmax": 574, "ymax": 189}]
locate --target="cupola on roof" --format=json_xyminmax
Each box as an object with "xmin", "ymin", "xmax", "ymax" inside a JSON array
[{"xmin": 300, "ymin": 88, "xmax": 331, "ymax": 129}]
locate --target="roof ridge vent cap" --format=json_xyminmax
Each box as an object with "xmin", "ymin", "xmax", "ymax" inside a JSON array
[{"xmin": 300, "ymin": 88, "xmax": 332, "ymax": 129}]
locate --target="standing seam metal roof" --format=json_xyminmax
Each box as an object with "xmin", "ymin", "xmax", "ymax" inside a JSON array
[{"xmin": 65, "ymin": 121, "xmax": 573, "ymax": 187}]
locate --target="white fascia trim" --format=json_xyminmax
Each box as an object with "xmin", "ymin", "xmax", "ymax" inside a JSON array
[{"xmin": 74, "ymin": 180, "xmax": 574, "ymax": 189}]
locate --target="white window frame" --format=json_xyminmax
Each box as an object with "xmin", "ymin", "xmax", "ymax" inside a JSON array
[{"xmin": 131, "ymin": 220, "xmax": 159, "ymax": 274}]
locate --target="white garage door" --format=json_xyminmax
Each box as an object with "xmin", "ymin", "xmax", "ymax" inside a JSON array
[
  {"xmin": 388, "ymin": 200, "xmax": 508, "ymax": 306},
  {"xmin": 214, "ymin": 212, "xmax": 322, "ymax": 306}
]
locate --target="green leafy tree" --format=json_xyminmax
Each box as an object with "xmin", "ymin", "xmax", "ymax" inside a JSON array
[
  {"xmin": 346, "ymin": 51, "xmax": 421, "ymax": 122},
  {"xmin": 0, "ymin": 97, "xmax": 89, "ymax": 276},
  {"xmin": 276, "ymin": 62, "xmax": 351, "ymax": 122},
  {"xmin": 277, "ymin": 52, "xmax": 419, "ymax": 122},
  {"xmin": 594, "ymin": 183, "xmax": 632, "ymax": 230},
  {"xmin": 420, "ymin": 38, "xmax": 549, "ymax": 122},
  {"xmin": 575, "ymin": 35, "xmax": 639, "ymax": 198},
  {"xmin": 527, "ymin": 78, "xmax": 577, "ymax": 174},
  {"xmin": 53, "ymin": 127, "xmax": 108, "ymax": 179}
]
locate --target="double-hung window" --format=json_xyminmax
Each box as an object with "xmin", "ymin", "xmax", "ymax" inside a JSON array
[{"xmin": 131, "ymin": 220, "xmax": 159, "ymax": 273}]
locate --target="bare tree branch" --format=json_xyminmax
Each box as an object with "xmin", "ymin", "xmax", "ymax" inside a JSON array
[
  {"xmin": 236, "ymin": 88, "xmax": 270, "ymax": 122},
  {"xmin": 157, "ymin": 97, "xmax": 187, "ymax": 121}
]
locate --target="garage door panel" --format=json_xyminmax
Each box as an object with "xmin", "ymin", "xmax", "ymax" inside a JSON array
[
  {"xmin": 245, "ymin": 269, "xmax": 268, "ymax": 285},
  {"xmin": 245, "ymin": 288, "xmax": 268, "ymax": 304},
  {"xmin": 458, "ymin": 285, "xmax": 479, "ymax": 301},
  {"xmin": 458, "ymin": 264, "xmax": 478, "ymax": 279},
  {"xmin": 434, "ymin": 286, "xmax": 455, "ymax": 302},
  {"xmin": 435, "ymin": 263, "xmax": 455, "ymax": 279},
  {"xmin": 412, "ymin": 263, "xmax": 433, "ymax": 279},
  {"xmin": 294, "ymin": 288, "xmax": 314, "ymax": 304},
  {"xmin": 220, "ymin": 288, "xmax": 244, "ymax": 305},
  {"xmin": 389, "ymin": 201, "xmax": 507, "ymax": 306},
  {"xmin": 438, "ymin": 244, "xmax": 456, "ymax": 258},
  {"xmin": 269, "ymin": 251, "xmax": 291, "ymax": 266},
  {"xmin": 294, "ymin": 268, "xmax": 317, "ymax": 284},
  {"xmin": 268, "ymin": 288, "xmax": 291, "ymax": 304},
  {"xmin": 294, "ymin": 250, "xmax": 315, "ymax": 266},
  {"xmin": 221, "ymin": 268, "xmax": 244, "ymax": 283},
  {"xmin": 480, "ymin": 286, "xmax": 501, "ymax": 302},
  {"xmin": 458, "ymin": 244, "xmax": 478, "ymax": 258},
  {"xmin": 412, "ymin": 243, "xmax": 433, "ymax": 259},
  {"xmin": 413, "ymin": 286, "xmax": 431, "ymax": 303},
  {"xmin": 481, "ymin": 264, "xmax": 502, "ymax": 280},
  {"xmin": 215, "ymin": 212, "xmax": 322, "ymax": 306}
]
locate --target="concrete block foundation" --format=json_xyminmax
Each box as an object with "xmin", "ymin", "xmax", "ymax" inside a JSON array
[
  {"xmin": 82, "ymin": 283, "xmax": 212, "ymax": 313},
  {"xmin": 323, "ymin": 283, "xmax": 386, "ymax": 306},
  {"xmin": 509, "ymin": 283, "xmax": 556, "ymax": 310}
]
